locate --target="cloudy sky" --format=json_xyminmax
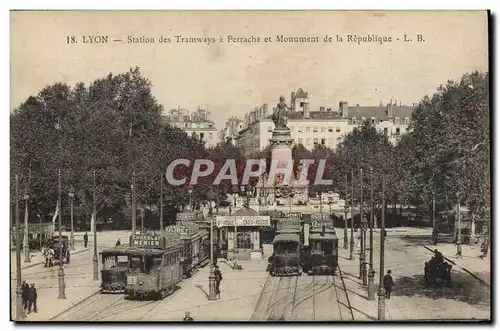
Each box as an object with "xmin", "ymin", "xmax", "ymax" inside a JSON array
[{"xmin": 11, "ymin": 11, "xmax": 488, "ymax": 128}]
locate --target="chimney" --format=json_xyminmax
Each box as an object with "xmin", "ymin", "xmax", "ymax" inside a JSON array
[
  {"xmin": 320, "ymin": 106, "xmax": 325, "ymax": 112},
  {"xmin": 339, "ymin": 101, "xmax": 348, "ymax": 118},
  {"xmin": 387, "ymin": 103, "xmax": 393, "ymax": 118},
  {"xmin": 291, "ymin": 92, "xmax": 296, "ymax": 111},
  {"xmin": 304, "ymin": 102, "xmax": 310, "ymax": 118},
  {"xmin": 321, "ymin": 225, "xmax": 325, "ymax": 236},
  {"xmin": 305, "ymin": 92, "xmax": 309, "ymax": 98}
]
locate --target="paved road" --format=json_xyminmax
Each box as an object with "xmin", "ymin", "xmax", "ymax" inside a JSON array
[{"xmin": 251, "ymin": 271, "xmax": 354, "ymax": 321}]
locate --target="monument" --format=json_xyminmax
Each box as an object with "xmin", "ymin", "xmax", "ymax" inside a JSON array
[{"xmin": 256, "ymin": 96, "xmax": 309, "ymax": 210}]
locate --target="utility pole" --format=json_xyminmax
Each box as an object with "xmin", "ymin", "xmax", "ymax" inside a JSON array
[
  {"xmin": 57, "ymin": 168, "xmax": 66, "ymax": 299},
  {"xmin": 367, "ymin": 167, "xmax": 376, "ymax": 300},
  {"xmin": 92, "ymin": 170, "xmax": 99, "ymax": 281},
  {"xmin": 432, "ymin": 196, "xmax": 437, "ymax": 245},
  {"xmin": 207, "ymin": 186, "xmax": 217, "ymax": 301},
  {"xmin": 359, "ymin": 169, "xmax": 367, "ymax": 284},
  {"xmin": 15, "ymin": 175, "xmax": 25, "ymax": 321},
  {"xmin": 344, "ymin": 173, "xmax": 348, "ymax": 249},
  {"xmin": 69, "ymin": 186, "xmax": 75, "ymax": 250},
  {"xmin": 456, "ymin": 195, "xmax": 462, "ymax": 258},
  {"xmin": 131, "ymin": 171, "xmax": 136, "ymax": 235},
  {"xmin": 349, "ymin": 169, "xmax": 355, "ymax": 260},
  {"xmin": 23, "ymin": 168, "xmax": 31, "ymax": 263},
  {"xmin": 377, "ymin": 175, "xmax": 386, "ymax": 320},
  {"xmin": 160, "ymin": 173, "xmax": 164, "ymax": 231}
]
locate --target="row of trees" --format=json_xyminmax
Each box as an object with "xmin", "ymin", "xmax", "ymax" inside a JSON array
[{"xmin": 10, "ymin": 68, "xmax": 490, "ymax": 229}]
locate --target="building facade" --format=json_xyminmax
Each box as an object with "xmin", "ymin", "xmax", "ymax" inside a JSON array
[
  {"xmin": 220, "ymin": 116, "xmax": 245, "ymax": 145},
  {"xmin": 161, "ymin": 107, "xmax": 220, "ymax": 148},
  {"xmin": 235, "ymin": 89, "xmax": 416, "ymax": 156}
]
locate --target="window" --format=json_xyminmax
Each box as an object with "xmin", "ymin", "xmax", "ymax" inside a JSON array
[
  {"xmin": 336, "ymin": 127, "xmax": 341, "ymax": 132},
  {"xmin": 306, "ymin": 127, "xmax": 311, "ymax": 132},
  {"xmin": 361, "ymin": 117, "xmax": 366, "ymax": 122},
  {"xmin": 200, "ymin": 133, "xmax": 204, "ymax": 139},
  {"xmin": 313, "ymin": 138, "xmax": 319, "ymax": 144},
  {"xmin": 383, "ymin": 128, "xmax": 388, "ymax": 136},
  {"xmin": 371, "ymin": 117, "xmax": 376, "ymax": 125},
  {"xmin": 313, "ymin": 126, "xmax": 318, "ymax": 132},
  {"xmin": 320, "ymin": 126, "xmax": 325, "ymax": 132},
  {"xmin": 209, "ymin": 132, "xmax": 213, "ymax": 140},
  {"xmin": 396, "ymin": 127, "xmax": 401, "ymax": 135},
  {"xmin": 395, "ymin": 117, "xmax": 400, "ymax": 124},
  {"xmin": 352, "ymin": 117, "xmax": 357, "ymax": 124},
  {"xmin": 298, "ymin": 126, "xmax": 304, "ymax": 132},
  {"xmin": 300, "ymin": 102, "xmax": 305, "ymax": 107},
  {"xmin": 298, "ymin": 138, "xmax": 304, "ymax": 145},
  {"xmin": 321, "ymin": 138, "xmax": 326, "ymax": 145},
  {"xmin": 268, "ymin": 126, "xmax": 273, "ymax": 132},
  {"xmin": 184, "ymin": 123, "xmax": 188, "ymax": 128},
  {"xmin": 236, "ymin": 231, "xmax": 253, "ymax": 250},
  {"xmin": 328, "ymin": 127, "xmax": 333, "ymax": 132},
  {"xmin": 404, "ymin": 117, "xmax": 410, "ymax": 125}
]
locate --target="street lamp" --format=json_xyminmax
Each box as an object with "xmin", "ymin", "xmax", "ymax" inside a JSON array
[
  {"xmin": 344, "ymin": 173, "xmax": 348, "ymax": 249},
  {"xmin": 359, "ymin": 168, "xmax": 367, "ymax": 285},
  {"xmin": 68, "ymin": 186, "xmax": 75, "ymax": 250},
  {"xmin": 456, "ymin": 194, "xmax": 462, "ymax": 258},
  {"xmin": 377, "ymin": 175, "xmax": 387, "ymax": 320},
  {"xmin": 367, "ymin": 167, "xmax": 376, "ymax": 300},
  {"xmin": 23, "ymin": 186, "xmax": 30, "ymax": 263},
  {"xmin": 328, "ymin": 201, "xmax": 332, "ymax": 224},
  {"xmin": 15, "ymin": 175, "xmax": 25, "ymax": 321},
  {"xmin": 206, "ymin": 186, "xmax": 217, "ymax": 300},
  {"xmin": 349, "ymin": 169, "xmax": 355, "ymax": 260}
]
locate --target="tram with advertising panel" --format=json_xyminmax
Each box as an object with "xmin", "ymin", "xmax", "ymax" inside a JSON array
[
  {"xmin": 100, "ymin": 245, "xmax": 132, "ymax": 293},
  {"xmin": 303, "ymin": 217, "xmax": 339, "ymax": 275},
  {"xmin": 268, "ymin": 214, "xmax": 303, "ymax": 276},
  {"xmin": 165, "ymin": 223, "xmax": 210, "ymax": 278},
  {"xmin": 124, "ymin": 232, "xmax": 182, "ymax": 300}
]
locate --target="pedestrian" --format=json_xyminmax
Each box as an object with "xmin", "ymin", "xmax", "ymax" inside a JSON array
[
  {"xmin": 214, "ymin": 265, "xmax": 222, "ymax": 296},
  {"xmin": 83, "ymin": 232, "xmax": 88, "ymax": 248},
  {"xmin": 27, "ymin": 283, "xmax": 37, "ymax": 314},
  {"xmin": 183, "ymin": 311, "xmax": 194, "ymax": 321},
  {"xmin": 480, "ymin": 241, "xmax": 488, "ymax": 259},
  {"xmin": 116, "ymin": 238, "xmax": 121, "ymax": 247},
  {"xmin": 383, "ymin": 270, "xmax": 395, "ymax": 299},
  {"xmin": 22, "ymin": 281, "xmax": 29, "ymax": 310}
]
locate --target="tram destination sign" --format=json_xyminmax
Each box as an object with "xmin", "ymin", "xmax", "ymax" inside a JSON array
[
  {"xmin": 130, "ymin": 234, "xmax": 163, "ymax": 249},
  {"xmin": 176, "ymin": 211, "xmax": 203, "ymax": 222},
  {"xmin": 276, "ymin": 216, "xmax": 301, "ymax": 231},
  {"xmin": 165, "ymin": 226, "xmax": 190, "ymax": 235}
]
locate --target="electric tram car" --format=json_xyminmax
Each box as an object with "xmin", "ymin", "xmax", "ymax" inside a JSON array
[
  {"xmin": 269, "ymin": 233, "xmax": 302, "ymax": 276},
  {"xmin": 303, "ymin": 225, "xmax": 339, "ymax": 275},
  {"xmin": 165, "ymin": 223, "xmax": 210, "ymax": 278},
  {"xmin": 124, "ymin": 232, "xmax": 183, "ymax": 300},
  {"xmin": 100, "ymin": 245, "xmax": 132, "ymax": 293}
]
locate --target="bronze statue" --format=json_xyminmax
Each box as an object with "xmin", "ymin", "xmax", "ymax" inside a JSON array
[{"xmin": 272, "ymin": 96, "xmax": 290, "ymax": 129}]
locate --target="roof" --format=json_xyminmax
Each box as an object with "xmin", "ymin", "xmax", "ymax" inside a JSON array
[
  {"xmin": 310, "ymin": 227, "xmax": 335, "ymax": 233},
  {"xmin": 276, "ymin": 228, "xmax": 301, "ymax": 234},
  {"xmin": 347, "ymin": 105, "xmax": 414, "ymax": 120},
  {"xmin": 294, "ymin": 88, "xmax": 308, "ymax": 100},
  {"xmin": 100, "ymin": 246, "xmax": 166, "ymax": 256},
  {"xmin": 309, "ymin": 233, "xmax": 338, "ymax": 240},
  {"xmin": 273, "ymin": 233, "xmax": 301, "ymax": 244},
  {"xmin": 234, "ymin": 206, "xmax": 258, "ymax": 216},
  {"xmin": 287, "ymin": 111, "xmax": 344, "ymax": 120}
]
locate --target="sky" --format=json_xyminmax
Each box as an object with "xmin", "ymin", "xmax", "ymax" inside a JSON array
[{"xmin": 10, "ymin": 11, "xmax": 488, "ymax": 129}]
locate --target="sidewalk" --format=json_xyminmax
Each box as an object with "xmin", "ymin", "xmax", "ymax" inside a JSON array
[
  {"xmin": 148, "ymin": 253, "xmax": 270, "ymax": 321},
  {"xmin": 424, "ymin": 243, "xmax": 491, "ymax": 286},
  {"xmin": 11, "ymin": 247, "xmax": 89, "ymax": 273}
]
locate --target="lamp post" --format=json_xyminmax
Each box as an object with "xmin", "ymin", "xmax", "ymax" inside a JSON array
[
  {"xmin": 377, "ymin": 175, "xmax": 386, "ymax": 320},
  {"xmin": 456, "ymin": 194, "xmax": 462, "ymax": 258},
  {"xmin": 160, "ymin": 174, "xmax": 163, "ymax": 231},
  {"xmin": 15, "ymin": 175, "xmax": 25, "ymax": 321},
  {"xmin": 92, "ymin": 170, "xmax": 99, "ymax": 281},
  {"xmin": 57, "ymin": 168, "xmax": 66, "ymax": 299},
  {"xmin": 349, "ymin": 169, "xmax": 355, "ymax": 260},
  {"xmin": 206, "ymin": 186, "xmax": 217, "ymax": 300},
  {"xmin": 367, "ymin": 167, "xmax": 376, "ymax": 300},
  {"xmin": 359, "ymin": 169, "xmax": 367, "ymax": 285},
  {"xmin": 344, "ymin": 173, "xmax": 348, "ymax": 249},
  {"xmin": 68, "ymin": 186, "xmax": 75, "ymax": 250},
  {"xmin": 232, "ymin": 185, "xmax": 240, "ymax": 268},
  {"xmin": 432, "ymin": 195, "xmax": 437, "ymax": 245},
  {"xmin": 131, "ymin": 171, "xmax": 136, "ymax": 236},
  {"xmin": 328, "ymin": 200, "xmax": 332, "ymax": 224},
  {"xmin": 23, "ymin": 184, "xmax": 30, "ymax": 263}
]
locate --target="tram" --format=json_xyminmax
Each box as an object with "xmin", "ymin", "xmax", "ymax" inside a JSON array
[
  {"xmin": 303, "ymin": 225, "xmax": 339, "ymax": 275},
  {"xmin": 124, "ymin": 232, "xmax": 183, "ymax": 300},
  {"xmin": 100, "ymin": 245, "xmax": 132, "ymax": 293},
  {"xmin": 269, "ymin": 233, "xmax": 302, "ymax": 276}
]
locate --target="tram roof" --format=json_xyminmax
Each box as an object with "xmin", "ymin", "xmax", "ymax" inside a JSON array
[
  {"xmin": 100, "ymin": 245, "xmax": 166, "ymax": 256},
  {"xmin": 309, "ymin": 233, "xmax": 338, "ymax": 240},
  {"xmin": 273, "ymin": 233, "xmax": 300, "ymax": 244}
]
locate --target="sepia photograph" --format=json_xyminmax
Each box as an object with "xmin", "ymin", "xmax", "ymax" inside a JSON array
[{"xmin": 9, "ymin": 10, "xmax": 490, "ymax": 323}]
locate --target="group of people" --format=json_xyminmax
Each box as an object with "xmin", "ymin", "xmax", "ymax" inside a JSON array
[
  {"xmin": 41, "ymin": 246, "xmax": 55, "ymax": 268},
  {"xmin": 21, "ymin": 281, "xmax": 38, "ymax": 314}
]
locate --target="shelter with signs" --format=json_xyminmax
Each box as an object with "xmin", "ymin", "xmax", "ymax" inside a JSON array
[{"xmin": 216, "ymin": 207, "xmax": 271, "ymax": 260}]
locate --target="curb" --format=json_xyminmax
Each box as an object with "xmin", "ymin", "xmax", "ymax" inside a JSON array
[
  {"xmin": 21, "ymin": 248, "xmax": 89, "ymax": 270},
  {"xmin": 49, "ymin": 288, "xmax": 101, "ymax": 321},
  {"xmin": 423, "ymin": 245, "xmax": 490, "ymax": 288}
]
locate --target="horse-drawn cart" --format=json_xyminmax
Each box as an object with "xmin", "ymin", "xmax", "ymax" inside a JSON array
[{"xmin": 424, "ymin": 250, "xmax": 452, "ymax": 287}]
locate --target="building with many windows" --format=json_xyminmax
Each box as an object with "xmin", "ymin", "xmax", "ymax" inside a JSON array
[
  {"xmin": 161, "ymin": 107, "xmax": 219, "ymax": 148},
  {"xmin": 220, "ymin": 116, "xmax": 245, "ymax": 145},
  {"xmin": 235, "ymin": 89, "xmax": 416, "ymax": 156}
]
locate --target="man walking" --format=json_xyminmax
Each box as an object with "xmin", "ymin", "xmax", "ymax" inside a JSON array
[
  {"xmin": 22, "ymin": 281, "xmax": 29, "ymax": 310},
  {"xmin": 183, "ymin": 311, "xmax": 194, "ymax": 321},
  {"xmin": 27, "ymin": 283, "xmax": 37, "ymax": 314},
  {"xmin": 214, "ymin": 265, "xmax": 223, "ymax": 297},
  {"xmin": 116, "ymin": 238, "xmax": 121, "ymax": 247},
  {"xmin": 83, "ymin": 232, "xmax": 88, "ymax": 248},
  {"xmin": 383, "ymin": 270, "xmax": 395, "ymax": 299}
]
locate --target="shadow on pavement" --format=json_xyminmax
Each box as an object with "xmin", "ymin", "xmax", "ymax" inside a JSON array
[{"xmin": 392, "ymin": 271, "xmax": 490, "ymax": 308}]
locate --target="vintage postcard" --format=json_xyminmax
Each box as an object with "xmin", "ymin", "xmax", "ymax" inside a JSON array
[{"xmin": 10, "ymin": 10, "xmax": 490, "ymax": 323}]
